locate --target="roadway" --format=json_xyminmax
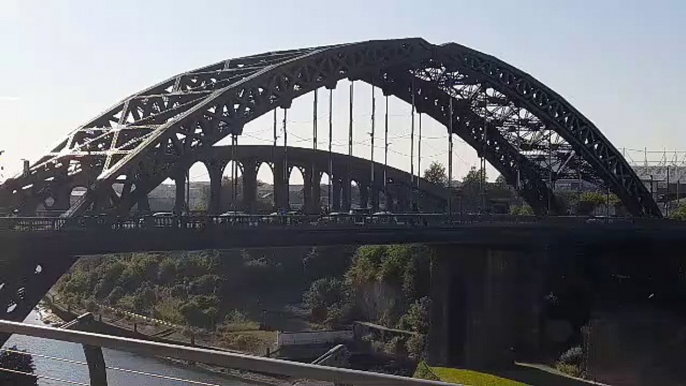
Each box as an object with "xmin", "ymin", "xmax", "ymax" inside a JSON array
[{"xmin": 1, "ymin": 214, "xmax": 685, "ymax": 256}]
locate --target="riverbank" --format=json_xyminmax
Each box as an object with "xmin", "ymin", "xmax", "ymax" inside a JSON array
[
  {"xmin": 45, "ymin": 295, "xmax": 275, "ymax": 353},
  {"xmin": 39, "ymin": 301, "xmax": 292, "ymax": 386},
  {"xmin": 5, "ymin": 309, "xmax": 259, "ymax": 386}
]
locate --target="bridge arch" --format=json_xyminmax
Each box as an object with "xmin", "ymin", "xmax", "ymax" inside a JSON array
[{"xmin": 0, "ymin": 39, "xmax": 659, "ymax": 217}]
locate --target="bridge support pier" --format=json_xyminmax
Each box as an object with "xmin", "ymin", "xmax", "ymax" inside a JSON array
[
  {"xmin": 136, "ymin": 195, "xmax": 150, "ymax": 214},
  {"xmin": 428, "ymin": 245, "xmax": 545, "ymax": 369},
  {"xmin": 173, "ymin": 172, "xmax": 187, "ymax": 215},
  {"xmin": 312, "ymin": 172, "xmax": 321, "ymax": 214},
  {"xmin": 359, "ymin": 184, "xmax": 369, "ymax": 209},
  {"xmin": 395, "ymin": 186, "xmax": 409, "ymax": 213},
  {"xmin": 274, "ymin": 161, "xmax": 289, "ymax": 212},
  {"xmin": 342, "ymin": 175, "xmax": 351, "ymax": 212},
  {"xmin": 370, "ymin": 187, "xmax": 379, "ymax": 212},
  {"xmin": 303, "ymin": 168, "xmax": 313, "ymax": 214},
  {"xmin": 242, "ymin": 160, "xmax": 258, "ymax": 213},
  {"xmin": 0, "ymin": 242, "xmax": 79, "ymax": 345},
  {"xmin": 332, "ymin": 178, "xmax": 342, "ymax": 212},
  {"xmin": 384, "ymin": 191, "xmax": 394, "ymax": 212},
  {"xmin": 207, "ymin": 161, "xmax": 224, "ymax": 215}
]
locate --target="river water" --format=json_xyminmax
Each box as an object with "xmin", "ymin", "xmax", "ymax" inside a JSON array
[{"xmin": 2, "ymin": 310, "xmax": 252, "ymax": 386}]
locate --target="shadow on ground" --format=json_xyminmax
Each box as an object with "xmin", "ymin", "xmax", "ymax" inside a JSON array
[{"xmin": 489, "ymin": 363, "xmax": 604, "ymax": 386}]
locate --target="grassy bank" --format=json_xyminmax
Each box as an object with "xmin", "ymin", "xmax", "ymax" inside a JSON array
[{"xmin": 414, "ymin": 362, "xmax": 527, "ymax": 385}]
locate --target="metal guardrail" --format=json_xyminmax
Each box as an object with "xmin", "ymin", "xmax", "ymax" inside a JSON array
[
  {"xmin": 0, "ymin": 213, "xmax": 668, "ymax": 233},
  {"xmin": 0, "ymin": 320, "xmax": 457, "ymax": 386}
]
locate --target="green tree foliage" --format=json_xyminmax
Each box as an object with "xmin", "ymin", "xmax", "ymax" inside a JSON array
[
  {"xmin": 346, "ymin": 245, "xmax": 431, "ymax": 299},
  {"xmin": 461, "ymin": 166, "xmax": 487, "ymax": 213},
  {"xmin": 302, "ymin": 246, "xmax": 354, "ymax": 280},
  {"xmin": 510, "ymin": 204, "xmax": 534, "ymax": 216},
  {"xmin": 397, "ymin": 297, "xmax": 432, "ymax": 333},
  {"xmin": 398, "ymin": 298, "xmax": 432, "ymax": 359},
  {"xmin": 179, "ymin": 295, "xmax": 220, "ymax": 327},
  {"xmin": 193, "ymin": 184, "xmax": 209, "ymax": 212},
  {"xmin": 324, "ymin": 244, "xmax": 432, "ymax": 330},
  {"xmin": 556, "ymin": 345, "xmax": 585, "ymax": 378},
  {"xmin": 576, "ymin": 191, "xmax": 608, "ymax": 215},
  {"xmin": 670, "ymin": 202, "xmax": 686, "ymax": 220},
  {"xmin": 423, "ymin": 161, "xmax": 447, "ymax": 186},
  {"xmin": 0, "ymin": 346, "xmax": 38, "ymax": 386},
  {"xmin": 491, "ymin": 174, "xmax": 515, "ymax": 200},
  {"xmin": 303, "ymin": 278, "xmax": 346, "ymax": 321},
  {"xmin": 463, "ymin": 166, "xmax": 487, "ymax": 185},
  {"xmin": 57, "ymin": 246, "xmax": 354, "ymax": 329},
  {"xmin": 189, "ymin": 274, "xmax": 221, "ymax": 295}
]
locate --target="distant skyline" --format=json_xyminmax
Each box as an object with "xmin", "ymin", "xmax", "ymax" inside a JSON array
[{"xmin": 2, "ymin": 0, "xmax": 685, "ymax": 183}]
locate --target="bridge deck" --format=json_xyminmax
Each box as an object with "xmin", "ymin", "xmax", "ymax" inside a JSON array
[{"xmin": 2, "ymin": 215, "xmax": 685, "ymax": 255}]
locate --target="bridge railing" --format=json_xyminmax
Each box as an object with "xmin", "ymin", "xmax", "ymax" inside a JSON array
[
  {"xmin": 0, "ymin": 213, "xmax": 677, "ymax": 232},
  {"xmin": 0, "ymin": 213, "xmax": 530, "ymax": 231},
  {"xmin": 0, "ymin": 320, "xmax": 455, "ymax": 386}
]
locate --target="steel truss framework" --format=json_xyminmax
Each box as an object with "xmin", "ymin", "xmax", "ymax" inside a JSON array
[{"xmin": 0, "ymin": 38, "xmax": 660, "ymax": 217}]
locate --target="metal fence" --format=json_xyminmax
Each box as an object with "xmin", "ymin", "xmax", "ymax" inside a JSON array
[
  {"xmin": 0, "ymin": 320, "xmax": 456, "ymax": 386},
  {"xmin": 0, "ymin": 213, "xmax": 665, "ymax": 233}
]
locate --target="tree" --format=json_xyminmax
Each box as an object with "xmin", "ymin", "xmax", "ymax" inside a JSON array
[
  {"xmin": 423, "ymin": 161, "xmax": 447, "ymax": 186},
  {"xmin": 461, "ymin": 166, "xmax": 487, "ymax": 213},
  {"xmin": 0, "ymin": 346, "xmax": 38, "ymax": 386},
  {"xmin": 397, "ymin": 297, "xmax": 431, "ymax": 334},
  {"xmin": 510, "ymin": 204, "xmax": 534, "ymax": 216},
  {"xmin": 193, "ymin": 185, "xmax": 209, "ymax": 212},
  {"xmin": 576, "ymin": 191, "xmax": 607, "ymax": 215},
  {"xmin": 220, "ymin": 176, "xmax": 244, "ymax": 212},
  {"xmin": 463, "ymin": 166, "xmax": 487, "ymax": 186},
  {"xmin": 303, "ymin": 278, "xmax": 346, "ymax": 321},
  {"xmin": 179, "ymin": 295, "xmax": 220, "ymax": 327},
  {"xmin": 398, "ymin": 297, "xmax": 432, "ymax": 360},
  {"xmin": 491, "ymin": 174, "xmax": 515, "ymax": 200},
  {"xmin": 670, "ymin": 202, "xmax": 686, "ymax": 221}
]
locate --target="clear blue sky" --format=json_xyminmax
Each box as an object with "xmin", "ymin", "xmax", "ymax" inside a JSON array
[{"xmin": 1, "ymin": 0, "xmax": 685, "ymax": 182}]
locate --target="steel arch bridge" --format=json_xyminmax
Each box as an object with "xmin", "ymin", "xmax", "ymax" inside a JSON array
[{"xmin": 0, "ymin": 38, "xmax": 661, "ymax": 217}]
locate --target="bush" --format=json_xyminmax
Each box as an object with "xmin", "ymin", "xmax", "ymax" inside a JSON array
[
  {"xmin": 406, "ymin": 334, "xmax": 427, "ymax": 360},
  {"xmin": 576, "ymin": 192, "xmax": 607, "ymax": 215},
  {"xmin": 189, "ymin": 274, "xmax": 221, "ymax": 295},
  {"xmin": 384, "ymin": 336, "xmax": 407, "ymax": 356},
  {"xmin": 670, "ymin": 202, "xmax": 686, "ymax": 221},
  {"xmin": 84, "ymin": 299, "xmax": 98, "ymax": 312},
  {"xmin": 559, "ymin": 346, "xmax": 584, "ymax": 367},
  {"xmin": 226, "ymin": 309, "xmax": 248, "ymax": 324},
  {"xmin": 178, "ymin": 295, "xmax": 220, "ymax": 327},
  {"xmin": 0, "ymin": 346, "xmax": 38, "ymax": 385},
  {"xmin": 414, "ymin": 362, "xmax": 439, "ymax": 381},
  {"xmin": 323, "ymin": 305, "xmax": 344, "ymax": 328},
  {"xmin": 152, "ymin": 297, "xmax": 183, "ymax": 324},
  {"xmin": 303, "ymin": 278, "xmax": 346, "ymax": 321},
  {"xmin": 556, "ymin": 363, "xmax": 584, "ymax": 378},
  {"xmin": 510, "ymin": 204, "xmax": 534, "ymax": 216},
  {"xmin": 223, "ymin": 333, "xmax": 261, "ymax": 352},
  {"xmin": 106, "ymin": 286, "xmax": 125, "ymax": 305},
  {"xmin": 117, "ymin": 295, "xmax": 137, "ymax": 312},
  {"xmin": 556, "ymin": 346, "xmax": 585, "ymax": 378},
  {"xmin": 397, "ymin": 297, "xmax": 431, "ymax": 334}
]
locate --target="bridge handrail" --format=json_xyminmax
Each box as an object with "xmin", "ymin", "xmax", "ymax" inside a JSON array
[
  {"xmin": 0, "ymin": 320, "xmax": 455, "ymax": 386},
  {"xmin": 0, "ymin": 213, "xmax": 679, "ymax": 232}
]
